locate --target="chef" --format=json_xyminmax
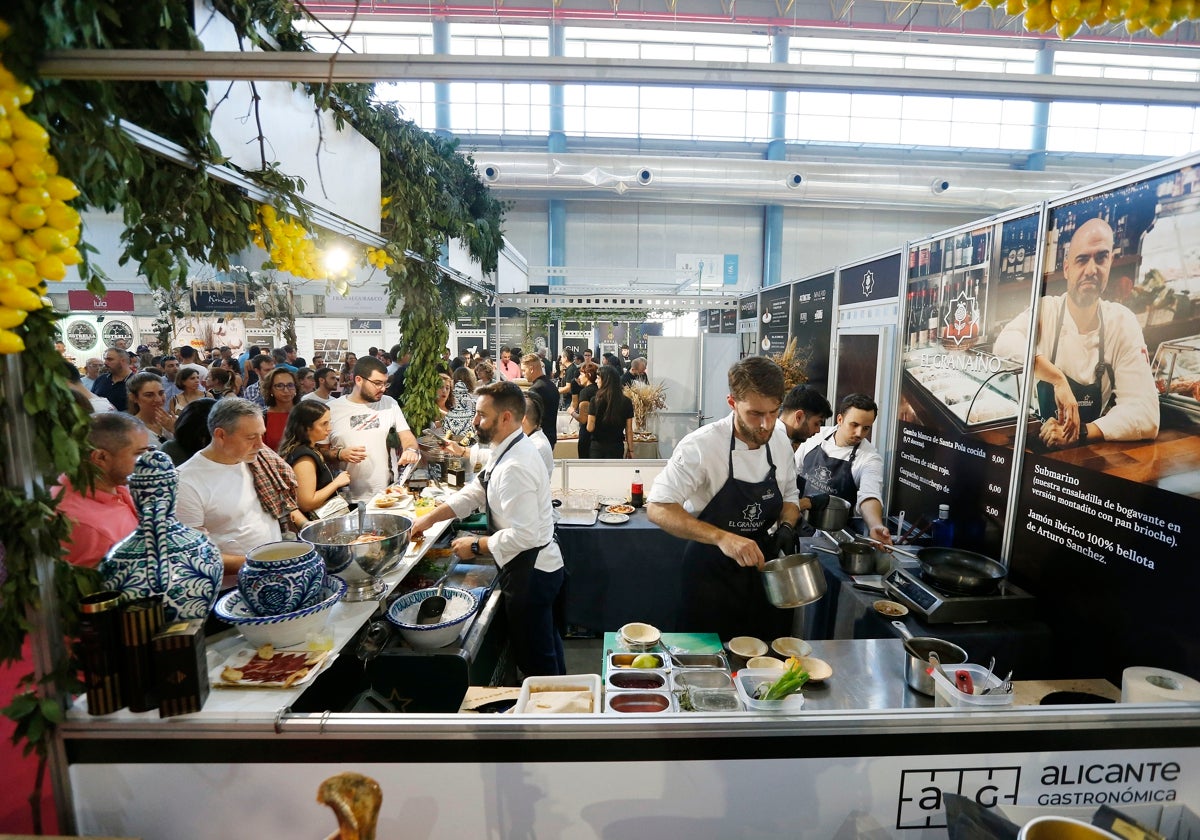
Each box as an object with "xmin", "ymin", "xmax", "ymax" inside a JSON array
[
  {"xmin": 647, "ymin": 357, "xmax": 804, "ymax": 641},
  {"xmin": 410, "ymin": 381, "xmax": 565, "ymax": 678},
  {"xmin": 993, "ymin": 217, "xmax": 1159, "ymax": 449},
  {"xmin": 795, "ymin": 393, "xmax": 893, "ymax": 546}
]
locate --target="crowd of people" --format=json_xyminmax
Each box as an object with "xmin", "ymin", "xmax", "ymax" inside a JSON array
[{"xmin": 55, "ymin": 337, "xmax": 657, "ymax": 676}]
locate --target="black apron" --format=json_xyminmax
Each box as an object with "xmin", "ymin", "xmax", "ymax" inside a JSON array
[
  {"xmin": 800, "ymin": 429, "xmax": 861, "ymax": 504},
  {"xmin": 483, "ymin": 433, "xmax": 564, "ymax": 676},
  {"xmin": 1036, "ymin": 301, "xmax": 1113, "ymax": 425},
  {"xmin": 680, "ymin": 428, "xmax": 789, "ymax": 641}
]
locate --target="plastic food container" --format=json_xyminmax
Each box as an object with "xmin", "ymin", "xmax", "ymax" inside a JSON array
[
  {"xmin": 930, "ymin": 663, "xmax": 1014, "ymax": 709},
  {"xmin": 687, "ymin": 689, "xmax": 742, "ymax": 712},
  {"xmin": 734, "ymin": 668, "xmax": 806, "ymax": 712},
  {"xmin": 514, "ymin": 674, "xmax": 602, "ymax": 715}
]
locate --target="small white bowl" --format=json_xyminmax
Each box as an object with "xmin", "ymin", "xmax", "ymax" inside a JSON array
[
  {"xmin": 797, "ymin": 656, "xmax": 833, "ymax": 682},
  {"xmin": 771, "ymin": 636, "xmax": 814, "ymax": 659},
  {"xmin": 728, "ymin": 636, "xmax": 768, "ymax": 658},
  {"xmin": 747, "ymin": 656, "xmax": 786, "ymax": 671},
  {"xmin": 618, "ymin": 621, "xmax": 661, "ymax": 651}
]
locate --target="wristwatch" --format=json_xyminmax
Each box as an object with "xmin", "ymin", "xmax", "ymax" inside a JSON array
[{"xmin": 471, "ymin": 538, "xmax": 480, "ymax": 556}]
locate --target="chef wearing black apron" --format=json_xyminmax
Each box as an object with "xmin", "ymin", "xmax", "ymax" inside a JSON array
[
  {"xmin": 410, "ymin": 382, "xmax": 566, "ymax": 677},
  {"xmin": 795, "ymin": 393, "xmax": 893, "ymax": 546},
  {"xmin": 647, "ymin": 357, "xmax": 803, "ymax": 641}
]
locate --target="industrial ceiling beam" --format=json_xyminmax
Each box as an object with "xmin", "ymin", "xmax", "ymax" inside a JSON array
[{"xmin": 39, "ymin": 49, "xmax": 1200, "ymax": 106}]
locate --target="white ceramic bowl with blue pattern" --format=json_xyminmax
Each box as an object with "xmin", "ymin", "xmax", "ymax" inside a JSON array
[
  {"xmin": 214, "ymin": 575, "xmax": 347, "ymax": 648},
  {"xmin": 386, "ymin": 587, "xmax": 479, "ymax": 650}
]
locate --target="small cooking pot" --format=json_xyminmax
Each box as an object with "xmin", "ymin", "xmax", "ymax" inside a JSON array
[
  {"xmin": 761, "ymin": 552, "xmax": 827, "ymax": 608},
  {"xmin": 811, "ymin": 541, "xmax": 880, "ymax": 576},
  {"xmin": 892, "ymin": 620, "xmax": 967, "ymax": 696},
  {"xmin": 808, "ymin": 495, "xmax": 851, "ymax": 532}
]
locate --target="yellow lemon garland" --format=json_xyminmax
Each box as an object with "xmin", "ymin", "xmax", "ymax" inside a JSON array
[
  {"xmin": 0, "ymin": 23, "xmax": 83, "ymax": 353},
  {"xmin": 958, "ymin": 0, "xmax": 1197, "ymax": 38}
]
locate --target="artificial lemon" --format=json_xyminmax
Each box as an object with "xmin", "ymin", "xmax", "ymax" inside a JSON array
[{"xmin": 0, "ymin": 327, "xmax": 24, "ymax": 354}]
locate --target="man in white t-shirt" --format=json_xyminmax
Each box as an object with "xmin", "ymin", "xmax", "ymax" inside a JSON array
[
  {"xmin": 176, "ymin": 397, "xmax": 281, "ymax": 577},
  {"xmin": 301, "ymin": 367, "xmax": 339, "ymax": 406},
  {"xmin": 328, "ymin": 356, "xmax": 421, "ymax": 500}
]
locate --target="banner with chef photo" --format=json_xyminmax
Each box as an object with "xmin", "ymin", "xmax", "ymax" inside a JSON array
[
  {"xmin": 1004, "ymin": 155, "xmax": 1200, "ymax": 684},
  {"xmin": 889, "ymin": 210, "xmax": 1041, "ymax": 559}
]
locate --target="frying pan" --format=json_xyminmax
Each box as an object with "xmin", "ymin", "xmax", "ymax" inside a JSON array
[{"xmin": 916, "ymin": 547, "xmax": 1006, "ymax": 595}]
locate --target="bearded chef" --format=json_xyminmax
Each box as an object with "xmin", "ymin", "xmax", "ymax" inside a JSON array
[
  {"xmin": 994, "ymin": 217, "xmax": 1159, "ymax": 449},
  {"xmin": 795, "ymin": 393, "xmax": 893, "ymax": 547},
  {"xmin": 647, "ymin": 357, "xmax": 806, "ymax": 641}
]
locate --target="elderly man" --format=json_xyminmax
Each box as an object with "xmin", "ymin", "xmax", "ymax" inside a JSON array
[
  {"xmin": 796, "ymin": 393, "xmax": 892, "ymax": 546},
  {"xmin": 329, "ymin": 356, "xmax": 421, "ymax": 500},
  {"xmin": 91, "ymin": 346, "xmax": 133, "ymax": 412},
  {"xmin": 80, "ymin": 357, "xmax": 102, "ymax": 391},
  {"xmin": 176, "ymin": 397, "xmax": 281, "ymax": 576},
  {"xmin": 411, "ymin": 382, "xmax": 565, "ymax": 677},
  {"xmin": 53, "ymin": 413, "xmax": 152, "ymax": 567},
  {"xmin": 648, "ymin": 357, "xmax": 805, "ymax": 640},
  {"xmin": 522, "ymin": 353, "xmax": 559, "ymax": 447},
  {"xmin": 241, "ymin": 353, "xmax": 274, "ymax": 407},
  {"xmin": 994, "ymin": 216, "xmax": 1159, "ymax": 449}
]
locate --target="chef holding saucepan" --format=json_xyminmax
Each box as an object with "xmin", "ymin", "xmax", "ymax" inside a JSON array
[{"xmin": 647, "ymin": 357, "xmax": 807, "ymax": 641}]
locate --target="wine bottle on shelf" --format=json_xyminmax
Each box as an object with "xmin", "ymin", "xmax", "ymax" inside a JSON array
[{"xmin": 928, "ymin": 281, "xmax": 941, "ymax": 345}]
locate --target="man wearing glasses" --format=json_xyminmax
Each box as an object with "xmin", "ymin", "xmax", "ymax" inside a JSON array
[{"xmin": 329, "ymin": 356, "xmax": 421, "ymax": 500}]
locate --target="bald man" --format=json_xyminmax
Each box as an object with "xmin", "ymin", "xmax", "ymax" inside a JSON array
[{"xmin": 994, "ymin": 217, "xmax": 1158, "ymax": 449}]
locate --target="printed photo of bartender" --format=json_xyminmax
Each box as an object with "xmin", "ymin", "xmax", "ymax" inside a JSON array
[
  {"xmin": 994, "ymin": 216, "xmax": 1160, "ymax": 450},
  {"xmin": 646, "ymin": 357, "xmax": 805, "ymax": 641}
]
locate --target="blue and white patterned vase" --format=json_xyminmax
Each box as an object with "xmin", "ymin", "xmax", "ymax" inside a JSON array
[{"xmin": 99, "ymin": 449, "xmax": 222, "ymax": 621}]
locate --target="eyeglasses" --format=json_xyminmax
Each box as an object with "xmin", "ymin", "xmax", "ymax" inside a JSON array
[
  {"xmin": 365, "ymin": 378, "xmax": 388, "ymax": 388},
  {"xmin": 273, "ymin": 382, "xmax": 297, "ymax": 390}
]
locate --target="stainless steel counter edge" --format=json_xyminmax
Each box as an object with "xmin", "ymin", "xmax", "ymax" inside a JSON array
[{"xmin": 58, "ymin": 701, "xmax": 1200, "ymax": 741}]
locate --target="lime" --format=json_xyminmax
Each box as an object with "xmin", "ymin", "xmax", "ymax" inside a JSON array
[{"xmin": 631, "ymin": 654, "xmax": 658, "ymax": 669}]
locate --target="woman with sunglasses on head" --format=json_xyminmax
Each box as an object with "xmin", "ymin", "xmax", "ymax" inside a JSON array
[
  {"xmin": 262, "ymin": 367, "xmax": 298, "ymax": 451},
  {"xmin": 278, "ymin": 400, "xmax": 352, "ymax": 518}
]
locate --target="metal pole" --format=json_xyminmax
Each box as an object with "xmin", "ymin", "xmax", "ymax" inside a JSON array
[{"xmin": 1, "ymin": 354, "xmax": 75, "ymax": 833}]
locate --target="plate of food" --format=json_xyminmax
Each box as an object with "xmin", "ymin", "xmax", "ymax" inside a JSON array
[
  {"xmin": 213, "ymin": 644, "xmax": 332, "ymax": 689},
  {"xmin": 598, "ymin": 512, "xmax": 629, "ymax": 525},
  {"xmin": 606, "ymin": 504, "xmax": 635, "ymax": 515}
]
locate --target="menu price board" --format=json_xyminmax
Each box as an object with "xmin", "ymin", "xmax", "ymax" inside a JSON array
[
  {"xmin": 758, "ymin": 287, "xmax": 790, "ymax": 354},
  {"xmin": 788, "ymin": 273, "xmax": 834, "ymax": 391},
  {"xmin": 720, "ymin": 309, "xmax": 737, "ymax": 333},
  {"xmin": 890, "ymin": 215, "xmax": 1038, "ymax": 559}
]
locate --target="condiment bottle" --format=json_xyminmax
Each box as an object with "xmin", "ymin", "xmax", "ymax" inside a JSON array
[
  {"xmin": 631, "ymin": 469, "xmax": 644, "ymax": 508},
  {"xmin": 931, "ymin": 504, "xmax": 955, "ymax": 547}
]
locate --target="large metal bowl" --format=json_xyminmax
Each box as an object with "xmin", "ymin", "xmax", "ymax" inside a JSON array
[
  {"xmin": 299, "ymin": 512, "xmax": 411, "ymax": 601},
  {"xmin": 761, "ymin": 552, "xmax": 827, "ymax": 608}
]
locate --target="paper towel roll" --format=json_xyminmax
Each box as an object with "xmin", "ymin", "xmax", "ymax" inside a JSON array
[{"xmin": 1121, "ymin": 666, "xmax": 1200, "ymax": 703}]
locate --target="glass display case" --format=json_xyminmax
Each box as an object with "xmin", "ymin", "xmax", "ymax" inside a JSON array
[
  {"xmin": 1152, "ymin": 334, "xmax": 1200, "ymax": 421},
  {"xmin": 903, "ymin": 349, "xmax": 1026, "ymax": 432}
]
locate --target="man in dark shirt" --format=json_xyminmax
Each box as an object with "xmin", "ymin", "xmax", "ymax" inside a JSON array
[
  {"xmin": 91, "ymin": 346, "xmax": 132, "ymax": 412},
  {"xmin": 522, "ymin": 353, "xmax": 559, "ymax": 447},
  {"xmin": 620, "ymin": 357, "xmax": 649, "ymax": 388}
]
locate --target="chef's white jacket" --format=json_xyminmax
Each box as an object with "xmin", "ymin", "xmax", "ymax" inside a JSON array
[{"xmin": 443, "ymin": 428, "xmax": 563, "ymax": 573}]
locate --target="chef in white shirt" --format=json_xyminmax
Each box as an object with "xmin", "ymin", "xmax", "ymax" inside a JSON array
[
  {"xmin": 410, "ymin": 381, "xmax": 565, "ymax": 677},
  {"xmin": 994, "ymin": 217, "xmax": 1159, "ymax": 449},
  {"xmin": 647, "ymin": 357, "xmax": 805, "ymax": 641}
]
